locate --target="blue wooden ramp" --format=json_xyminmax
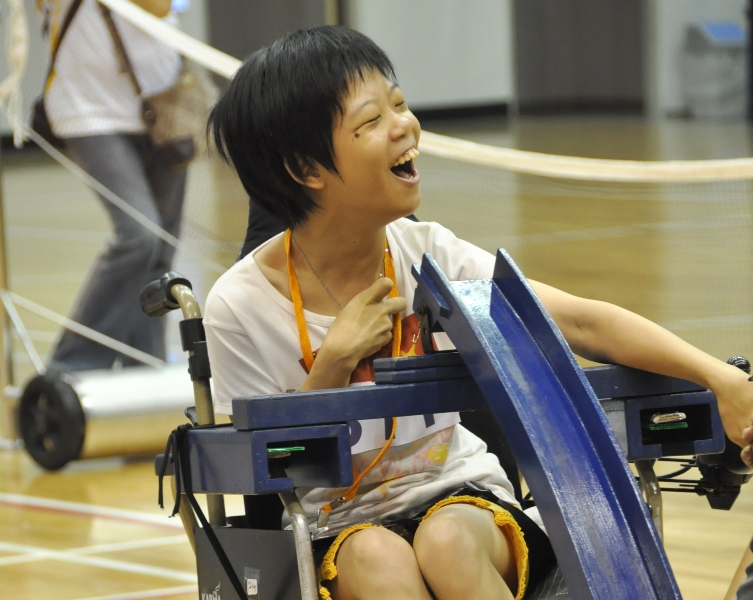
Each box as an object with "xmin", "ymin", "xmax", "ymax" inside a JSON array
[{"xmin": 412, "ymin": 250, "xmax": 682, "ymax": 600}]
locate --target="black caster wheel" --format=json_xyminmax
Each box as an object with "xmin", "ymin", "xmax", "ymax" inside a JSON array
[{"xmin": 18, "ymin": 371, "xmax": 85, "ymax": 470}]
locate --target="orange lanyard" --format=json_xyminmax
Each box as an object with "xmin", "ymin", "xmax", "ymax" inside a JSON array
[
  {"xmin": 284, "ymin": 229, "xmax": 402, "ymax": 372},
  {"xmin": 284, "ymin": 229, "xmax": 401, "ymax": 524}
]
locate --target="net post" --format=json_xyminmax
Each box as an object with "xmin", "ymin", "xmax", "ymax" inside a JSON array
[
  {"xmin": 323, "ymin": 0, "xmax": 340, "ymax": 25},
  {"xmin": 748, "ymin": 0, "xmax": 753, "ymax": 120},
  {"xmin": 0, "ymin": 147, "xmax": 17, "ymax": 444}
]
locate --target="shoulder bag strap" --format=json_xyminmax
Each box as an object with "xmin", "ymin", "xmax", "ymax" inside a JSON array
[
  {"xmin": 43, "ymin": 0, "xmax": 86, "ymax": 91},
  {"xmin": 96, "ymin": 1, "xmax": 144, "ymax": 98}
]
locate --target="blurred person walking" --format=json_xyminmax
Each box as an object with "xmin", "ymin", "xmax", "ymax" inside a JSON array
[{"xmin": 36, "ymin": 0, "xmax": 187, "ymax": 371}]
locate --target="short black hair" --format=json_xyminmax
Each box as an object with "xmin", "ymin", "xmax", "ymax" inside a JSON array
[{"xmin": 208, "ymin": 26, "xmax": 397, "ymax": 229}]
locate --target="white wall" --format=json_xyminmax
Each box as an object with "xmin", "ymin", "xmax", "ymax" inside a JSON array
[
  {"xmin": 644, "ymin": 0, "xmax": 747, "ymax": 116},
  {"xmin": 347, "ymin": 0, "xmax": 515, "ymax": 110}
]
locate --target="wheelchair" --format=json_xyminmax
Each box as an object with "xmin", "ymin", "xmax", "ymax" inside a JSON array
[{"xmin": 143, "ymin": 250, "xmax": 752, "ymax": 600}]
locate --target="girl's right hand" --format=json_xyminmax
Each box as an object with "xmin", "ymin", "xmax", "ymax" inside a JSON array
[{"xmin": 303, "ymin": 278, "xmax": 407, "ymax": 390}]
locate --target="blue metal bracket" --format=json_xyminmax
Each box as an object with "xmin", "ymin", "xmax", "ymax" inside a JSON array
[
  {"xmin": 232, "ymin": 359, "xmax": 723, "ymax": 463},
  {"xmin": 232, "ymin": 378, "xmax": 487, "ymax": 430},
  {"xmin": 411, "ymin": 250, "xmax": 682, "ymax": 600},
  {"xmin": 623, "ymin": 390, "xmax": 723, "ymax": 460},
  {"xmin": 185, "ymin": 424, "xmax": 353, "ymax": 494}
]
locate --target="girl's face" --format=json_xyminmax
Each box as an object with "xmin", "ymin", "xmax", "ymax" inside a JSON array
[{"xmin": 317, "ymin": 71, "xmax": 422, "ymax": 225}]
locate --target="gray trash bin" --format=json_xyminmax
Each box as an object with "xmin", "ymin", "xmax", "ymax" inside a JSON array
[{"xmin": 683, "ymin": 21, "xmax": 747, "ymax": 119}]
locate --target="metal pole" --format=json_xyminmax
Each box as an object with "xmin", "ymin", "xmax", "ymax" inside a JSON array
[
  {"xmin": 171, "ymin": 283, "xmax": 226, "ymax": 528},
  {"xmin": 323, "ymin": 0, "xmax": 339, "ymax": 26},
  {"xmin": 635, "ymin": 459, "xmax": 664, "ymax": 542},
  {"xmin": 749, "ymin": 0, "xmax": 753, "ymax": 120},
  {"xmin": 0, "ymin": 145, "xmax": 17, "ymax": 443},
  {"xmin": 278, "ymin": 490, "xmax": 318, "ymax": 600}
]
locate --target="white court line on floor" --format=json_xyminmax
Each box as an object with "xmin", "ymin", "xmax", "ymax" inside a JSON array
[
  {"xmin": 0, "ymin": 492, "xmax": 185, "ymax": 527},
  {"xmin": 10, "ymin": 270, "xmax": 90, "ymax": 286},
  {"xmin": 498, "ymin": 213, "xmax": 752, "ymax": 246},
  {"xmin": 0, "ymin": 493, "xmax": 184, "ymax": 530},
  {"xmin": 661, "ymin": 313, "xmax": 753, "ymax": 331},
  {"xmin": 71, "ymin": 534, "xmax": 189, "ymax": 555},
  {"xmin": 7, "ymin": 226, "xmax": 109, "ymax": 243},
  {"xmin": 74, "ymin": 585, "xmax": 198, "ymax": 600},
  {"xmin": 0, "ymin": 535, "xmax": 189, "ymax": 567},
  {"xmin": 0, "ymin": 540, "xmax": 196, "ymax": 582}
]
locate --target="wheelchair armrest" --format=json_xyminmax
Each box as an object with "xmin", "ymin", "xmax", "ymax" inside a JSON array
[{"xmin": 174, "ymin": 424, "xmax": 353, "ymax": 495}]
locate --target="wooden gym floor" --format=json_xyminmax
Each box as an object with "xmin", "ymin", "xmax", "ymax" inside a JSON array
[{"xmin": 2, "ymin": 114, "xmax": 753, "ymax": 599}]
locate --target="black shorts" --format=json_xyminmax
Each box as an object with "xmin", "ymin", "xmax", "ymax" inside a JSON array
[{"xmin": 313, "ymin": 481, "xmax": 557, "ymax": 597}]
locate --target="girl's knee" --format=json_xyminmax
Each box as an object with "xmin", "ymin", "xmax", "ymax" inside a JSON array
[
  {"xmin": 331, "ymin": 527, "xmax": 431, "ymax": 599},
  {"xmin": 338, "ymin": 526, "xmax": 414, "ymax": 572},
  {"xmin": 414, "ymin": 507, "xmax": 483, "ymax": 567},
  {"xmin": 414, "ymin": 506, "xmax": 519, "ymax": 597}
]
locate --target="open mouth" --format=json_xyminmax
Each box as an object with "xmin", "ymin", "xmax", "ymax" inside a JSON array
[{"xmin": 390, "ymin": 148, "xmax": 420, "ymax": 181}]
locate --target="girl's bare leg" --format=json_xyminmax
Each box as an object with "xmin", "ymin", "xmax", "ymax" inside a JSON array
[
  {"xmin": 328, "ymin": 526, "xmax": 434, "ymax": 600},
  {"xmin": 413, "ymin": 504, "xmax": 518, "ymax": 600}
]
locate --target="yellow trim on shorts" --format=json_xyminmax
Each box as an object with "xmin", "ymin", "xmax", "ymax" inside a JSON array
[
  {"xmin": 422, "ymin": 496, "xmax": 529, "ymax": 600},
  {"xmin": 317, "ymin": 495, "xmax": 529, "ymax": 600}
]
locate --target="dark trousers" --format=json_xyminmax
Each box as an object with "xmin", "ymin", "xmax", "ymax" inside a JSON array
[{"xmin": 52, "ymin": 134, "xmax": 186, "ymax": 371}]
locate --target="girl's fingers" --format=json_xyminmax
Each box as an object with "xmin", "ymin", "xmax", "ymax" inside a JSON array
[{"xmin": 742, "ymin": 446, "xmax": 753, "ymax": 468}]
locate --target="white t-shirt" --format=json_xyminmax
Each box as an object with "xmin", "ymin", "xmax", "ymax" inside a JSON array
[
  {"xmin": 204, "ymin": 219, "xmax": 524, "ymax": 529},
  {"xmin": 41, "ymin": 0, "xmax": 181, "ymax": 137}
]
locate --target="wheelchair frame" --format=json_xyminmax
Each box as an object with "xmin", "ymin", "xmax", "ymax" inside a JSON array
[{"xmin": 145, "ymin": 249, "xmax": 751, "ymax": 600}]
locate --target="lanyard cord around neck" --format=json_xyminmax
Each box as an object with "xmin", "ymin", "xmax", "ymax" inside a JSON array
[
  {"xmin": 284, "ymin": 229, "xmax": 401, "ymax": 525},
  {"xmin": 284, "ymin": 229, "xmax": 402, "ymax": 370}
]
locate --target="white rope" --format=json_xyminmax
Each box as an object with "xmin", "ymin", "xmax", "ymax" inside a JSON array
[
  {"xmin": 25, "ymin": 127, "xmax": 227, "ymax": 275},
  {"xmin": 97, "ymin": 0, "xmax": 753, "ymax": 184},
  {"xmin": 6, "ymin": 290, "xmax": 166, "ymax": 368},
  {"xmin": 2, "ymin": 0, "xmax": 749, "ymax": 391},
  {"xmin": 0, "ymin": 0, "xmax": 29, "ymax": 148},
  {"xmin": 98, "ymin": 0, "xmax": 240, "ymax": 78},
  {"xmin": 0, "ymin": 290, "xmax": 46, "ymax": 375},
  {"xmin": 419, "ymin": 131, "xmax": 753, "ymax": 183}
]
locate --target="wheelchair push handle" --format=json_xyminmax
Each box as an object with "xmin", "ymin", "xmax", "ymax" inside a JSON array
[
  {"xmin": 142, "ymin": 272, "xmax": 226, "ymax": 530},
  {"xmin": 140, "ymin": 271, "xmax": 212, "ymax": 409},
  {"xmin": 140, "ymin": 271, "xmax": 193, "ymax": 318}
]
